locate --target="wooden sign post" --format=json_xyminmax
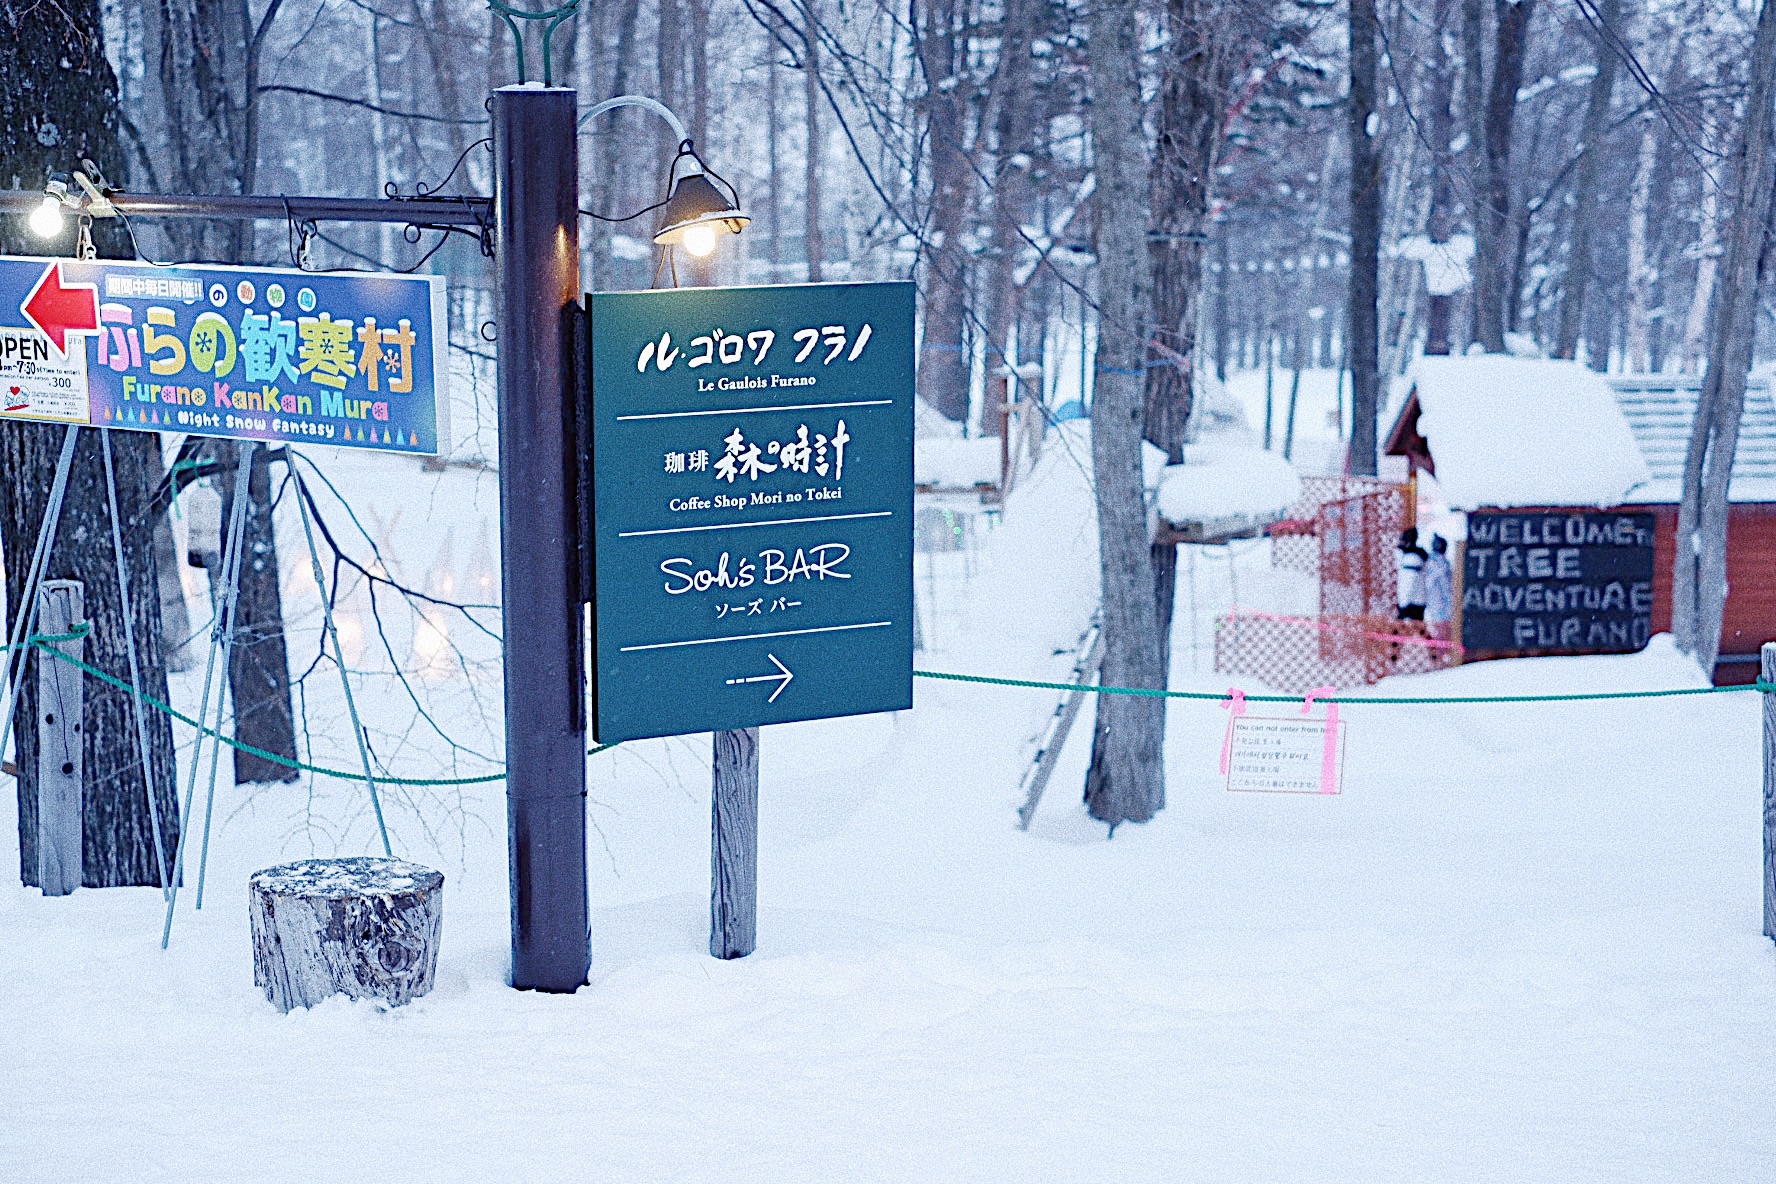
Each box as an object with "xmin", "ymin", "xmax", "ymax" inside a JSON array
[
  {"xmin": 584, "ymin": 282, "xmax": 916, "ymax": 958},
  {"xmin": 34, "ymin": 580, "xmax": 84, "ymax": 896}
]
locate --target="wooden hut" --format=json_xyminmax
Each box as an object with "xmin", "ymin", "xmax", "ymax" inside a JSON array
[{"xmin": 1384, "ymin": 357, "xmax": 1776, "ymax": 682}]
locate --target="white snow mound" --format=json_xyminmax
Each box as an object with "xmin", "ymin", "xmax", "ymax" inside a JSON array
[{"xmin": 1157, "ymin": 442, "xmax": 1302, "ymax": 524}]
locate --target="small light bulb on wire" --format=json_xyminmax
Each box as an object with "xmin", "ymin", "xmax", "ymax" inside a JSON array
[
  {"xmin": 29, "ymin": 195, "xmax": 65, "ymax": 239},
  {"xmin": 682, "ymin": 222, "xmax": 719, "ymax": 258}
]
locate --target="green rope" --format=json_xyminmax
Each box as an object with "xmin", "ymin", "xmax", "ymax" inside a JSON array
[
  {"xmin": 912, "ymin": 667, "xmax": 1776, "ymax": 705},
  {"xmin": 12, "ymin": 624, "xmax": 1762, "ymax": 783},
  {"xmin": 10, "ymin": 637, "xmax": 603, "ymax": 786}
]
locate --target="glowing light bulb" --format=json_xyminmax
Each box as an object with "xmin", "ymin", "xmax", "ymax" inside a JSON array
[
  {"xmin": 682, "ymin": 222, "xmax": 719, "ymax": 258},
  {"xmin": 29, "ymin": 196, "xmax": 64, "ymax": 239}
]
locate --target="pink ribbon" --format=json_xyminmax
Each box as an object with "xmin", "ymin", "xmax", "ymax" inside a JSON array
[
  {"xmin": 1227, "ymin": 607, "xmax": 1463, "ymax": 652},
  {"xmin": 1218, "ymin": 688, "xmax": 1247, "ymax": 776},
  {"xmin": 1301, "ymin": 685, "xmax": 1341, "ymax": 794}
]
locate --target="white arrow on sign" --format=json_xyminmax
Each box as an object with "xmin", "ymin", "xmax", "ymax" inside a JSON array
[{"xmin": 725, "ymin": 653, "xmax": 794, "ymax": 703}]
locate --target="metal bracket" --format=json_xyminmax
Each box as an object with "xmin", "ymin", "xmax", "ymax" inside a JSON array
[{"xmin": 488, "ymin": 0, "xmax": 581, "ymax": 86}]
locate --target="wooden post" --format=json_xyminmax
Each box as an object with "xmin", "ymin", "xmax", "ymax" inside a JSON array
[
  {"xmin": 1763, "ymin": 644, "xmax": 1775, "ymax": 941},
  {"xmin": 1451, "ymin": 537, "xmax": 1467, "ymax": 664},
  {"xmin": 711, "ymin": 726, "xmax": 758, "ymax": 958},
  {"xmin": 35, "ymin": 580, "xmax": 84, "ymax": 896},
  {"xmin": 995, "ymin": 373, "xmax": 1012, "ymax": 496}
]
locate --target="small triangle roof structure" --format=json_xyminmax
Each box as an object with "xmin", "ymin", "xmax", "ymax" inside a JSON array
[{"xmin": 1384, "ymin": 356, "xmax": 1653, "ymax": 509}]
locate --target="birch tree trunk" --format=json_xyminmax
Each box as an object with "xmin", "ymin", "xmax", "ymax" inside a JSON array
[
  {"xmin": 1624, "ymin": 114, "xmax": 1659, "ymax": 373},
  {"xmin": 1, "ymin": 0, "xmax": 181, "ymax": 888},
  {"xmin": 1082, "ymin": 0, "xmax": 1165, "ymax": 830},
  {"xmin": 1681, "ymin": 184, "xmax": 1721, "ymax": 374},
  {"xmin": 1554, "ymin": 0, "xmax": 1621, "ymax": 360},
  {"xmin": 1348, "ymin": 0, "xmax": 1383, "ymax": 475},
  {"xmin": 1673, "ymin": 0, "xmax": 1776, "ymax": 673}
]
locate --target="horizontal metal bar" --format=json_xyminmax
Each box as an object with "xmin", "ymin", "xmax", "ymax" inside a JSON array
[{"xmin": 0, "ymin": 190, "xmax": 491, "ymax": 226}]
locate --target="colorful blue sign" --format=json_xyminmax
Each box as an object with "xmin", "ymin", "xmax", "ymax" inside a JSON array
[
  {"xmin": 588, "ymin": 281, "xmax": 915, "ymax": 743},
  {"xmin": 0, "ymin": 255, "xmax": 446, "ymax": 453}
]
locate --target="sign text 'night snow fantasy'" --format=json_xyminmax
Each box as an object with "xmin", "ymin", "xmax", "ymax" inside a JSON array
[
  {"xmin": 588, "ymin": 281, "xmax": 914, "ymax": 742},
  {"xmin": 1461, "ymin": 509, "xmax": 1655, "ymax": 655},
  {"xmin": 0, "ymin": 255, "xmax": 445, "ymax": 454}
]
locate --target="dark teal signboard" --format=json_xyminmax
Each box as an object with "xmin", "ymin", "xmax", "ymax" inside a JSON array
[
  {"xmin": 588, "ymin": 281, "xmax": 914, "ymax": 743},
  {"xmin": 0, "ymin": 255, "xmax": 445, "ymax": 453}
]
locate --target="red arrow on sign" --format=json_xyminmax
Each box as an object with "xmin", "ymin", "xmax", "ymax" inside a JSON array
[{"xmin": 21, "ymin": 261, "xmax": 99, "ymax": 357}]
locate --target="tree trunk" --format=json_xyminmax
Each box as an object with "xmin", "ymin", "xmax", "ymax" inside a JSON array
[
  {"xmin": 1347, "ymin": 0, "xmax": 1383, "ymax": 475},
  {"xmin": 140, "ymin": 0, "xmax": 259, "ymax": 264},
  {"xmin": 1554, "ymin": 0, "xmax": 1621, "ymax": 360},
  {"xmin": 1623, "ymin": 114, "xmax": 1659, "ymax": 373},
  {"xmin": 250, "ymin": 857, "xmax": 444, "ymax": 1012},
  {"xmin": 1145, "ymin": 0, "xmax": 1233, "ymax": 463},
  {"xmin": 1, "ymin": 1, "xmax": 181, "ymax": 889},
  {"xmin": 1082, "ymin": 0, "xmax": 1165, "ymax": 830},
  {"xmin": 1143, "ymin": 0, "xmax": 1237, "ymax": 678},
  {"xmin": 1473, "ymin": 0, "xmax": 1536, "ymax": 353},
  {"xmin": 216, "ymin": 442, "xmax": 298, "ymax": 784},
  {"xmin": 912, "ymin": 0, "xmax": 974, "ymax": 424},
  {"xmin": 1681, "ymin": 184, "xmax": 1721, "ymax": 374},
  {"xmin": 765, "ymin": 19, "xmax": 785, "ymax": 271},
  {"xmin": 802, "ymin": 0, "xmax": 825, "ymax": 283},
  {"xmin": 977, "ymin": 0, "xmax": 1043, "ymax": 434},
  {"xmin": 142, "ymin": 1, "xmax": 298, "ymax": 778},
  {"xmin": 1674, "ymin": 0, "xmax": 1776, "ymax": 673},
  {"xmin": 1420, "ymin": 0, "xmax": 1461, "ymax": 357}
]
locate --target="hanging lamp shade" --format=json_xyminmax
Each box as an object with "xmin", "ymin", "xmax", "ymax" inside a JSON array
[{"xmin": 653, "ymin": 170, "xmax": 749, "ymax": 249}]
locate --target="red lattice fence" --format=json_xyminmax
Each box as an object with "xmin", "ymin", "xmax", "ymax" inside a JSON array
[
  {"xmin": 1215, "ymin": 479, "xmax": 1456, "ymax": 691},
  {"xmin": 1269, "ymin": 476, "xmax": 1400, "ymax": 578},
  {"xmin": 1214, "ymin": 610, "xmax": 1460, "ymax": 694}
]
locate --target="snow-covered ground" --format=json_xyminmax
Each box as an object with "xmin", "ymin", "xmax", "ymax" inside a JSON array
[{"xmin": 5, "ymin": 424, "xmax": 1776, "ymax": 1181}]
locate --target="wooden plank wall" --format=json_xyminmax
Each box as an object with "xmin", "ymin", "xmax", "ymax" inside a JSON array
[{"xmin": 1644, "ymin": 504, "xmax": 1776, "ymax": 682}]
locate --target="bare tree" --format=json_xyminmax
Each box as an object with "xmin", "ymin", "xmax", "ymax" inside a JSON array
[
  {"xmin": 1472, "ymin": 0, "xmax": 1537, "ymax": 352},
  {"xmin": 802, "ymin": 0, "xmax": 825, "ymax": 282},
  {"xmin": 1349, "ymin": 0, "xmax": 1383, "ymax": 474},
  {"xmin": 1673, "ymin": 0, "xmax": 1776, "ymax": 673},
  {"xmin": 1083, "ymin": 0, "xmax": 1165, "ymax": 830},
  {"xmin": 141, "ymin": 0, "xmax": 298, "ymax": 784},
  {"xmin": 1, "ymin": 0, "xmax": 179, "ymax": 887},
  {"xmin": 1554, "ymin": 0, "xmax": 1621, "ymax": 361},
  {"xmin": 911, "ymin": 0, "xmax": 975, "ymax": 424}
]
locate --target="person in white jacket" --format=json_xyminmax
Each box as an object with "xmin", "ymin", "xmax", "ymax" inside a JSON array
[{"xmin": 1423, "ymin": 534, "xmax": 1455, "ymax": 640}]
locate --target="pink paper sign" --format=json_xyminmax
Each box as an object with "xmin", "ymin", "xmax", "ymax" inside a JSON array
[{"xmin": 1224, "ymin": 714, "xmax": 1345, "ymax": 795}]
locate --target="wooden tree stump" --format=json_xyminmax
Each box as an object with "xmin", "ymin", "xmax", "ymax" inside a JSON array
[{"xmin": 249, "ymin": 857, "xmax": 444, "ymax": 1013}]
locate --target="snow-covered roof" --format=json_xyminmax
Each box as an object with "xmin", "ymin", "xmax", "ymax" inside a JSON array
[
  {"xmin": 1608, "ymin": 376, "xmax": 1776, "ymax": 504},
  {"xmin": 1393, "ymin": 356, "xmax": 1652, "ymax": 510},
  {"xmin": 1156, "ymin": 440, "xmax": 1301, "ymax": 525},
  {"xmin": 915, "ymin": 437, "xmax": 1001, "ymax": 487}
]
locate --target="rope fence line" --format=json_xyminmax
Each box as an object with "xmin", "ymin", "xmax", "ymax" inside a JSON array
[
  {"xmin": 910, "ymin": 668, "xmax": 1776, "ymax": 705},
  {"xmin": 4, "ymin": 630, "xmax": 1768, "ymax": 787}
]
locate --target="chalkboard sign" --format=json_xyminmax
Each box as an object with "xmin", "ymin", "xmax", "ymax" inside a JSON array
[{"xmin": 1461, "ymin": 510, "xmax": 1654, "ymax": 654}]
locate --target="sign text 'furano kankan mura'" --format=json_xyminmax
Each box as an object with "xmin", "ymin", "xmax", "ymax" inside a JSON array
[
  {"xmin": 587, "ymin": 281, "xmax": 915, "ymax": 743},
  {"xmin": 0, "ymin": 255, "xmax": 445, "ymax": 453}
]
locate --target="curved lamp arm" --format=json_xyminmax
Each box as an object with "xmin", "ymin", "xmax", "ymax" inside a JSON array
[{"xmin": 579, "ymin": 95, "xmax": 688, "ymax": 146}]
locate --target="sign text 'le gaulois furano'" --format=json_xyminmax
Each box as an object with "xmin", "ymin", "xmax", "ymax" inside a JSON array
[
  {"xmin": 0, "ymin": 255, "xmax": 445, "ymax": 453},
  {"xmin": 589, "ymin": 282, "xmax": 914, "ymax": 742}
]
